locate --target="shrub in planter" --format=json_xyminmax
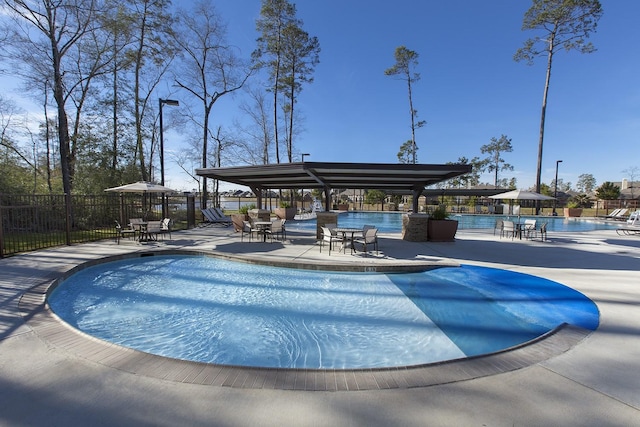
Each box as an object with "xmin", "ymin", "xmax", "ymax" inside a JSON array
[
  {"xmin": 275, "ymin": 201, "xmax": 297, "ymax": 220},
  {"xmin": 232, "ymin": 203, "xmax": 256, "ymax": 231},
  {"xmin": 427, "ymin": 205, "xmax": 458, "ymax": 242}
]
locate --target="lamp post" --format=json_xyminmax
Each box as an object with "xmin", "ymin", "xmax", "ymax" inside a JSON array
[
  {"xmin": 553, "ymin": 159, "xmax": 563, "ymax": 216},
  {"xmin": 159, "ymin": 98, "xmax": 179, "ymax": 217}
]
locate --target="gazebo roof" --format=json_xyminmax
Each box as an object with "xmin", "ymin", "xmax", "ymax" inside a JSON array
[{"xmin": 196, "ymin": 162, "xmax": 472, "ymax": 194}]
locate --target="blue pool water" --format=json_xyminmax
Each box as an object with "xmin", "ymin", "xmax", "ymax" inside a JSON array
[
  {"xmin": 48, "ymin": 255, "xmax": 599, "ymax": 369},
  {"xmin": 287, "ymin": 212, "xmax": 620, "ymax": 233},
  {"xmin": 286, "ymin": 212, "xmax": 619, "ymax": 233}
]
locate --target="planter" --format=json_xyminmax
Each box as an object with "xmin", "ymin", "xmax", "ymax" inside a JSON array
[
  {"xmin": 564, "ymin": 208, "xmax": 583, "ymax": 217},
  {"xmin": 275, "ymin": 207, "xmax": 297, "ymax": 220},
  {"xmin": 231, "ymin": 213, "xmax": 248, "ymax": 232},
  {"xmin": 427, "ymin": 219, "xmax": 458, "ymax": 242},
  {"xmin": 337, "ymin": 204, "xmax": 349, "ymax": 211}
]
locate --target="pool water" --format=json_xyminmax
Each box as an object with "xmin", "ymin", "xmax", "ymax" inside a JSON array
[
  {"xmin": 48, "ymin": 255, "xmax": 599, "ymax": 370},
  {"xmin": 286, "ymin": 212, "xmax": 619, "ymax": 233}
]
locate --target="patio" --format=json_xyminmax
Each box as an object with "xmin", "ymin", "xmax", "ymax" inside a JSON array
[{"xmin": 1, "ymin": 225, "xmax": 639, "ymax": 425}]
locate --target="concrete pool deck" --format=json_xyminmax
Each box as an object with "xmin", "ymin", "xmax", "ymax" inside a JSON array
[{"xmin": 1, "ymin": 224, "xmax": 639, "ymax": 425}]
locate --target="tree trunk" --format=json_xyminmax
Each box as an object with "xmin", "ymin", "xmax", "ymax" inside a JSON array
[{"xmin": 535, "ymin": 33, "xmax": 555, "ymax": 214}]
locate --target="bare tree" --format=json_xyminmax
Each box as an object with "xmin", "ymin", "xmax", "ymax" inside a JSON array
[
  {"xmin": 173, "ymin": 0, "xmax": 252, "ymax": 208},
  {"xmin": 622, "ymin": 166, "xmax": 639, "ymax": 199},
  {"xmin": 3, "ymin": 0, "xmax": 103, "ymax": 195}
]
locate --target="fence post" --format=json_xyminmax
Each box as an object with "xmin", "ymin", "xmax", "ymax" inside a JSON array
[
  {"xmin": 187, "ymin": 194, "xmax": 196, "ymax": 229},
  {"xmin": 65, "ymin": 193, "xmax": 72, "ymax": 246}
]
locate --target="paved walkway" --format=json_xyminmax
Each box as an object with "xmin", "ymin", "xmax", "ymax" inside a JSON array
[{"xmin": 1, "ymin": 223, "xmax": 639, "ymax": 426}]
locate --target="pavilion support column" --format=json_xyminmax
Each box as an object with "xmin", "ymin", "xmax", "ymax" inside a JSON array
[
  {"xmin": 251, "ymin": 186, "xmax": 262, "ymax": 209},
  {"xmin": 412, "ymin": 189, "xmax": 421, "ymax": 213},
  {"xmin": 323, "ymin": 186, "xmax": 331, "ymax": 211}
]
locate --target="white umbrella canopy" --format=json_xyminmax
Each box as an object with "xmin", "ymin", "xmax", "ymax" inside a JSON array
[
  {"xmin": 488, "ymin": 189, "xmax": 555, "ymax": 201},
  {"xmin": 104, "ymin": 181, "xmax": 176, "ymax": 193},
  {"xmin": 105, "ymin": 182, "xmax": 176, "ymax": 222}
]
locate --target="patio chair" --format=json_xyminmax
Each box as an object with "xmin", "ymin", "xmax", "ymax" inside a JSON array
[
  {"xmin": 523, "ymin": 219, "xmax": 537, "ymax": 239},
  {"xmin": 143, "ymin": 220, "xmax": 163, "ymax": 241},
  {"xmin": 129, "ymin": 218, "xmax": 145, "ymax": 238},
  {"xmin": 354, "ymin": 227, "xmax": 379, "ymax": 255},
  {"xmin": 319, "ymin": 226, "xmax": 340, "ymax": 255},
  {"xmin": 114, "ymin": 220, "xmax": 136, "ymax": 244},
  {"xmin": 241, "ymin": 220, "xmax": 259, "ymax": 242},
  {"xmin": 160, "ymin": 218, "xmax": 172, "ymax": 240},
  {"xmin": 494, "ymin": 219, "xmax": 503, "ymax": 236},
  {"xmin": 502, "ymin": 220, "xmax": 516, "ymax": 239},
  {"xmin": 265, "ymin": 219, "xmax": 285, "ymax": 242},
  {"xmin": 539, "ymin": 222, "xmax": 548, "ymax": 241}
]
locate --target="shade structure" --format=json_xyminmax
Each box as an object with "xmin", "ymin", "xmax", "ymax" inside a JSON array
[
  {"xmin": 104, "ymin": 181, "xmax": 176, "ymax": 193},
  {"xmin": 105, "ymin": 182, "xmax": 176, "ymax": 223},
  {"xmin": 488, "ymin": 189, "xmax": 554, "ymax": 201}
]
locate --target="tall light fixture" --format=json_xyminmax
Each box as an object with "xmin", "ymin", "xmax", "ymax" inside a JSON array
[
  {"xmin": 301, "ymin": 153, "xmax": 310, "ymax": 211},
  {"xmin": 553, "ymin": 159, "xmax": 563, "ymax": 216},
  {"xmin": 159, "ymin": 98, "xmax": 179, "ymax": 217}
]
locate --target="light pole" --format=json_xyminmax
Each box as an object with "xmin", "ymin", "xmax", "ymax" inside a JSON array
[
  {"xmin": 159, "ymin": 98, "xmax": 179, "ymax": 217},
  {"xmin": 301, "ymin": 153, "xmax": 310, "ymax": 211},
  {"xmin": 553, "ymin": 159, "xmax": 563, "ymax": 216}
]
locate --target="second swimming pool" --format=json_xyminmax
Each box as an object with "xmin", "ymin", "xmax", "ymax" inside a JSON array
[{"xmin": 286, "ymin": 211, "xmax": 619, "ymax": 233}]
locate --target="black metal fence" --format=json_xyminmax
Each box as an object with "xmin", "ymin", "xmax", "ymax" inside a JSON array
[{"xmin": 0, "ymin": 193, "xmax": 196, "ymax": 258}]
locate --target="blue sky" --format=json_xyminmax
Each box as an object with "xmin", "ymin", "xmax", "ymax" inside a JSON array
[
  {"xmin": 3, "ymin": 1, "xmax": 639, "ymax": 193},
  {"xmin": 198, "ymin": 0, "xmax": 639, "ymax": 192}
]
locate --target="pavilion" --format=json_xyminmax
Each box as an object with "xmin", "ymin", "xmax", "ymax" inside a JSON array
[{"xmin": 196, "ymin": 162, "xmax": 473, "ymax": 213}]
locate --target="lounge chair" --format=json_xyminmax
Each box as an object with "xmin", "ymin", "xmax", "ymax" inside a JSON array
[
  {"xmin": 604, "ymin": 208, "xmax": 621, "ymax": 219},
  {"xmin": 616, "ymin": 211, "xmax": 640, "ymax": 235},
  {"xmin": 626, "ymin": 210, "xmax": 640, "ymax": 226},
  {"xmin": 202, "ymin": 208, "xmax": 232, "ymax": 226},
  {"xmin": 213, "ymin": 207, "xmax": 232, "ymax": 221},
  {"xmin": 607, "ymin": 208, "xmax": 628, "ymax": 221}
]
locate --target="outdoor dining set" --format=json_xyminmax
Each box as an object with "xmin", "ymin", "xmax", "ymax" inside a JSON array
[
  {"xmin": 115, "ymin": 218, "xmax": 172, "ymax": 243},
  {"xmin": 494, "ymin": 218, "xmax": 547, "ymax": 241},
  {"xmin": 320, "ymin": 224, "xmax": 379, "ymax": 255}
]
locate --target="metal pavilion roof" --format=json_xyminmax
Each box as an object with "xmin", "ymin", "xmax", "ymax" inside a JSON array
[{"xmin": 196, "ymin": 162, "xmax": 472, "ymax": 193}]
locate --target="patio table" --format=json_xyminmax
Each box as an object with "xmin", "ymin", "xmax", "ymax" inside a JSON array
[
  {"xmin": 334, "ymin": 227, "xmax": 361, "ymax": 254},
  {"xmin": 253, "ymin": 221, "xmax": 272, "ymax": 242}
]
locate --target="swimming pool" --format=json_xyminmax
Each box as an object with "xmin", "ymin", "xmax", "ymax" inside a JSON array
[
  {"xmin": 287, "ymin": 212, "xmax": 619, "ymax": 233},
  {"xmin": 48, "ymin": 254, "xmax": 599, "ymax": 370}
]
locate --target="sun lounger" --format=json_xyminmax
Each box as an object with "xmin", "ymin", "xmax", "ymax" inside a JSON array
[
  {"xmin": 201, "ymin": 208, "xmax": 232, "ymax": 226},
  {"xmin": 606, "ymin": 208, "xmax": 628, "ymax": 220}
]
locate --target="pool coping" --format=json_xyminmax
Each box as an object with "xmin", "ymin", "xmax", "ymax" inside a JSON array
[{"xmin": 19, "ymin": 250, "xmax": 594, "ymax": 392}]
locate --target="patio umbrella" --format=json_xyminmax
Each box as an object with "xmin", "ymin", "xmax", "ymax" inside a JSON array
[
  {"xmin": 104, "ymin": 181, "xmax": 176, "ymax": 193},
  {"xmin": 488, "ymin": 190, "xmax": 555, "ymax": 216},
  {"xmin": 105, "ymin": 181, "xmax": 176, "ymax": 222}
]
